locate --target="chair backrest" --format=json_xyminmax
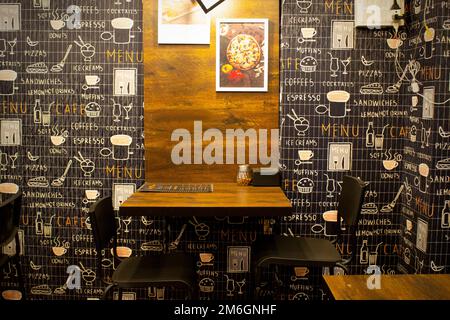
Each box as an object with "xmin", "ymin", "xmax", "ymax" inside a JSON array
[
  {"xmin": 337, "ymin": 176, "xmax": 369, "ymax": 227},
  {"xmin": 88, "ymin": 196, "xmax": 117, "ymax": 252},
  {"xmin": 0, "ymin": 191, "xmax": 22, "ymax": 246}
]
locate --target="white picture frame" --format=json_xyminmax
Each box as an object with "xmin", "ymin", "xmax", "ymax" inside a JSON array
[
  {"xmin": 216, "ymin": 18, "xmax": 269, "ymax": 92},
  {"xmin": 157, "ymin": 0, "xmax": 210, "ymax": 45}
]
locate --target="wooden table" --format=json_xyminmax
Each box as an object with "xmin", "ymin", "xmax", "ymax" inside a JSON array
[
  {"xmin": 119, "ymin": 183, "xmax": 292, "ymax": 217},
  {"xmin": 323, "ymin": 274, "xmax": 450, "ymax": 300}
]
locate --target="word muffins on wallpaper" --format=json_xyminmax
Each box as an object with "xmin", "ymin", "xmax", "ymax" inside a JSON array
[
  {"xmin": 280, "ymin": 0, "xmax": 449, "ymax": 293},
  {"xmin": 0, "ymin": 0, "xmax": 145, "ymax": 300}
]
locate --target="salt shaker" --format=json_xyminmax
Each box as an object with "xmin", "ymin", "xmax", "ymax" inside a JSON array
[{"xmin": 237, "ymin": 165, "xmax": 252, "ymax": 186}]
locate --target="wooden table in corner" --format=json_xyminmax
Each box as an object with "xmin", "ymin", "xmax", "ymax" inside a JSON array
[
  {"xmin": 119, "ymin": 183, "xmax": 292, "ymax": 217},
  {"xmin": 323, "ymin": 274, "xmax": 450, "ymax": 300}
]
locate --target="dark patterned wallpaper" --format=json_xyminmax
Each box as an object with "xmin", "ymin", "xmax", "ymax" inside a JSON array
[
  {"xmin": 397, "ymin": 0, "xmax": 450, "ymax": 275},
  {"xmin": 0, "ymin": 0, "xmax": 145, "ymax": 300},
  {"xmin": 1, "ymin": 0, "xmax": 448, "ymax": 301},
  {"xmin": 280, "ymin": 0, "xmax": 404, "ymax": 280}
]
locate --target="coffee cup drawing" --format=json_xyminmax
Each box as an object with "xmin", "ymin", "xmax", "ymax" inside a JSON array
[
  {"xmin": 0, "ymin": 70, "xmax": 18, "ymax": 95},
  {"xmin": 50, "ymin": 19, "xmax": 65, "ymax": 30},
  {"xmin": 316, "ymin": 90, "xmax": 351, "ymax": 118},
  {"xmin": 301, "ymin": 28, "xmax": 316, "ymax": 39},
  {"xmin": 295, "ymin": 150, "xmax": 314, "ymax": 165},
  {"xmin": 100, "ymin": 135, "xmax": 133, "ymax": 161},
  {"xmin": 294, "ymin": 267, "xmax": 309, "ymax": 277},
  {"xmin": 85, "ymin": 189, "xmax": 100, "ymax": 200},
  {"xmin": 323, "ymin": 210, "xmax": 338, "ymax": 236},
  {"xmin": 52, "ymin": 246, "xmax": 67, "ymax": 256},
  {"xmin": 101, "ymin": 18, "xmax": 134, "ymax": 44},
  {"xmin": 383, "ymin": 160, "xmax": 399, "ymax": 171},
  {"xmin": 85, "ymin": 75, "xmax": 100, "ymax": 86},
  {"xmin": 420, "ymin": 28, "xmax": 435, "ymax": 59},
  {"xmin": 414, "ymin": 163, "xmax": 431, "ymax": 193}
]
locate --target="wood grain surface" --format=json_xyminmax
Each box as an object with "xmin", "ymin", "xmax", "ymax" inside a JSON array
[
  {"xmin": 323, "ymin": 274, "xmax": 450, "ymax": 300},
  {"xmin": 119, "ymin": 183, "xmax": 291, "ymax": 217},
  {"xmin": 144, "ymin": 0, "xmax": 280, "ymax": 182}
]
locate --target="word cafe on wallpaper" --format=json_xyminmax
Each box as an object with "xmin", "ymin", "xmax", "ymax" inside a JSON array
[{"xmin": 0, "ymin": 0, "xmax": 449, "ymax": 302}]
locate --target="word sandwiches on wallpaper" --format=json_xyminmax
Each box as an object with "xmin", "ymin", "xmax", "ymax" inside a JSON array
[{"xmin": 1, "ymin": 0, "xmax": 145, "ymax": 300}]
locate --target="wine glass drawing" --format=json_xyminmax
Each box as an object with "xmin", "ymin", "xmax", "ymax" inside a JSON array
[
  {"xmin": 3, "ymin": 262, "xmax": 12, "ymax": 279},
  {"xmin": 341, "ymin": 57, "xmax": 351, "ymax": 75},
  {"xmin": 224, "ymin": 275, "xmax": 235, "ymax": 297},
  {"xmin": 0, "ymin": 151, "xmax": 8, "ymax": 171},
  {"xmin": 332, "ymin": 156, "xmax": 339, "ymax": 170},
  {"xmin": 0, "ymin": 39, "xmax": 6, "ymax": 57},
  {"xmin": 336, "ymin": 34, "xmax": 343, "ymax": 48},
  {"xmin": 324, "ymin": 174, "xmax": 335, "ymax": 198},
  {"xmin": 328, "ymin": 53, "xmax": 339, "ymax": 77},
  {"xmin": 425, "ymin": 128, "xmax": 431, "ymax": 147},
  {"xmin": 9, "ymin": 152, "xmax": 18, "ymax": 169},
  {"xmin": 8, "ymin": 38, "xmax": 17, "ymax": 55},
  {"xmin": 122, "ymin": 217, "xmax": 132, "ymax": 233},
  {"xmin": 236, "ymin": 279, "xmax": 246, "ymax": 295},
  {"xmin": 123, "ymin": 103, "xmax": 133, "ymax": 120},
  {"xmin": 112, "ymin": 99, "xmax": 122, "ymax": 122}
]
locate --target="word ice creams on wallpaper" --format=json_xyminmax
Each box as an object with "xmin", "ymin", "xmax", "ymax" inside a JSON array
[{"xmin": 216, "ymin": 19, "xmax": 268, "ymax": 92}]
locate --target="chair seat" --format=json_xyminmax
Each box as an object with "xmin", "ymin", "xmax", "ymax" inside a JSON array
[
  {"xmin": 0, "ymin": 253, "xmax": 8, "ymax": 268},
  {"xmin": 253, "ymin": 235, "xmax": 341, "ymax": 268},
  {"xmin": 112, "ymin": 253, "xmax": 196, "ymax": 289}
]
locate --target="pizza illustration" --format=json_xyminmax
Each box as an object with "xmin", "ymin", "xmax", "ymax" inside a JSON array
[{"xmin": 226, "ymin": 34, "xmax": 261, "ymax": 71}]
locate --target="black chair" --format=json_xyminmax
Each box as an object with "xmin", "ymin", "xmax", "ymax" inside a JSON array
[
  {"xmin": 89, "ymin": 196, "xmax": 196, "ymax": 300},
  {"xmin": 0, "ymin": 191, "xmax": 26, "ymax": 300},
  {"xmin": 252, "ymin": 176, "xmax": 369, "ymax": 299}
]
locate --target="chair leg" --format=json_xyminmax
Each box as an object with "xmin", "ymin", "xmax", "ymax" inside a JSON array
[
  {"xmin": 118, "ymin": 287, "xmax": 123, "ymax": 300},
  {"xmin": 103, "ymin": 283, "xmax": 116, "ymax": 300}
]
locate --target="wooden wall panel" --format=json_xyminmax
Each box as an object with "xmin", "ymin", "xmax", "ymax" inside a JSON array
[{"xmin": 144, "ymin": 0, "xmax": 280, "ymax": 182}]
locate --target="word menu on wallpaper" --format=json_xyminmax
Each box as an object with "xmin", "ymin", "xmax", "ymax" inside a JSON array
[{"xmin": 0, "ymin": 0, "xmax": 145, "ymax": 299}]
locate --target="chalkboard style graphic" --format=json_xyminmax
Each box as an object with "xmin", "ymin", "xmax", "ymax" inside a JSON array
[
  {"xmin": 296, "ymin": 0, "xmax": 312, "ymax": 13},
  {"xmin": 0, "ymin": 119, "xmax": 21, "ymax": 146},
  {"xmin": 101, "ymin": 18, "xmax": 135, "ymax": 45},
  {"xmin": 114, "ymin": 69, "xmax": 137, "ymax": 96},
  {"xmin": 421, "ymin": 27, "xmax": 435, "ymax": 59},
  {"xmin": 227, "ymin": 246, "xmax": 250, "ymax": 273},
  {"xmin": 331, "ymin": 21, "xmax": 354, "ymax": 49},
  {"xmin": 216, "ymin": 19, "xmax": 269, "ymax": 92},
  {"xmin": 33, "ymin": 0, "xmax": 51, "ymax": 10},
  {"xmin": 0, "ymin": 70, "xmax": 18, "ymax": 95},
  {"xmin": 316, "ymin": 91, "xmax": 351, "ymax": 118},
  {"xmin": 51, "ymin": 44, "xmax": 72, "ymax": 73},
  {"xmin": 189, "ymin": 217, "xmax": 210, "ymax": 240},
  {"xmin": 100, "ymin": 135, "xmax": 133, "ymax": 161},
  {"xmin": 74, "ymin": 152, "xmax": 95, "ymax": 177},
  {"xmin": 328, "ymin": 143, "xmax": 352, "ymax": 171},
  {"xmin": 416, "ymin": 219, "xmax": 428, "ymax": 253},
  {"xmin": 0, "ymin": 4, "xmax": 21, "ymax": 31},
  {"xmin": 414, "ymin": 163, "xmax": 430, "ymax": 193},
  {"xmin": 74, "ymin": 36, "xmax": 95, "ymax": 62},
  {"xmin": 295, "ymin": 150, "xmax": 314, "ymax": 165},
  {"xmin": 299, "ymin": 27, "xmax": 317, "ymax": 43},
  {"xmin": 287, "ymin": 109, "xmax": 309, "ymax": 136},
  {"xmin": 158, "ymin": 0, "xmax": 210, "ymax": 44},
  {"xmin": 113, "ymin": 183, "xmax": 136, "ymax": 211},
  {"xmin": 422, "ymin": 86, "xmax": 435, "ymax": 119}
]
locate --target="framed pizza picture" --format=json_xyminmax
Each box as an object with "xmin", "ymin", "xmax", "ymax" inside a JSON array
[{"xmin": 216, "ymin": 19, "xmax": 269, "ymax": 92}]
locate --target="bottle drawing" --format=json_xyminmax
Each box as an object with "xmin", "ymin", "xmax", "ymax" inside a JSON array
[
  {"xmin": 360, "ymin": 239, "xmax": 369, "ymax": 264},
  {"xmin": 35, "ymin": 211, "xmax": 43, "ymax": 235},
  {"xmin": 33, "ymin": 99, "xmax": 42, "ymax": 124},
  {"xmin": 366, "ymin": 122, "xmax": 374, "ymax": 147},
  {"xmin": 442, "ymin": 200, "xmax": 450, "ymax": 229}
]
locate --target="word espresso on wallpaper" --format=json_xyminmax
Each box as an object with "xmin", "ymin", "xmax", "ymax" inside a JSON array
[
  {"xmin": 0, "ymin": 0, "xmax": 145, "ymax": 300},
  {"xmin": 171, "ymin": 121, "xmax": 280, "ymax": 169}
]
